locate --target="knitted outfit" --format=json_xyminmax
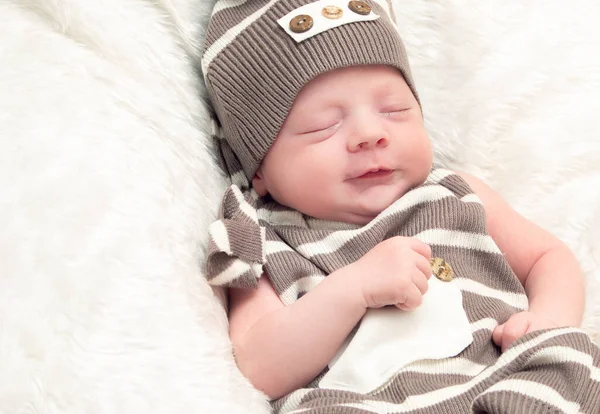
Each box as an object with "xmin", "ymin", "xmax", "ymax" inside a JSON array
[{"xmin": 202, "ymin": 1, "xmax": 600, "ymax": 413}]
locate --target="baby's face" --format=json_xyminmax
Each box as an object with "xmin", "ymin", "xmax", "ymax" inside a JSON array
[{"xmin": 252, "ymin": 65, "xmax": 433, "ymax": 225}]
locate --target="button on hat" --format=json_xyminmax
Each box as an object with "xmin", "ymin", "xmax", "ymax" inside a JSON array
[
  {"xmin": 348, "ymin": 1, "xmax": 372, "ymax": 15},
  {"xmin": 290, "ymin": 14, "xmax": 314, "ymax": 33},
  {"xmin": 322, "ymin": 5, "xmax": 343, "ymax": 19}
]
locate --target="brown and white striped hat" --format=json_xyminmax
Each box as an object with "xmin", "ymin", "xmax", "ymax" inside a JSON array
[{"xmin": 202, "ymin": 0, "xmax": 419, "ymax": 180}]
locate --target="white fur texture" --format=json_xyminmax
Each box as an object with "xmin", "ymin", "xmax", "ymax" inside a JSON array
[
  {"xmin": 1, "ymin": 0, "xmax": 599, "ymax": 412},
  {"xmin": 0, "ymin": 0, "xmax": 269, "ymax": 413}
]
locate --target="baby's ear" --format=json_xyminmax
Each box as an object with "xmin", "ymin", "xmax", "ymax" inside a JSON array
[{"xmin": 252, "ymin": 169, "xmax": 268, "ymax": 197}]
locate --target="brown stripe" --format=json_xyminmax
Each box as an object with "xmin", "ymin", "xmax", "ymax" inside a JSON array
[
  {"xmin": 229, "ymin": 269, "xmax": 259, "ymax": 288},
  {"xmin": 438, "ymin": 173, "xmax": 476, "ymax": 199},
  {"xmin": 459, "ymin": 329, "xmax": 502, "ymax": 366},
  {"xmin": 265, "ymin": 250, "xmax": 324, "ymax": 294},
  {"xmin": 217, "ymin": 138, "xmax": 246, "ymax": 184},
  {"xmin": 204, "ymin": 0, "xmax": 272, "ymax": 50},
  {"xmin": 460, "ymin": 291, "xmax": 521, "ymax": 324},
  {"xmin": 272, "ymin": 193, "xmax": 487, "ymax": 247},
  {"xmin": 205, "ymin": 250, "xmax": 233, "ymax": 281},
  {"xmin": 374, "ymin": 372, "xmax": 472, "ymax": 400}
]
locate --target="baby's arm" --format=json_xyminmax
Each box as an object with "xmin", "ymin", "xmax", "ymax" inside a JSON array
[
  {"xmin": 229, "ymin": 269, "xmax": 365, "ymax": 400},
  {"xmin": 228, "ymin": 237, "xmax": 431, "ymax": 399},
  {"xmin": 458, "ymin": 172, "xmax": 584, "ymax": 348}
]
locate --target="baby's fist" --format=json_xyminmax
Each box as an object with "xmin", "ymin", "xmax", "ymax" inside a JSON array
[{"xmin": 492, "ymin": 311, "xmax": 559, "ymax": 352}]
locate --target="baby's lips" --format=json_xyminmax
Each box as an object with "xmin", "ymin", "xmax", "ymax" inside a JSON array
[{"xmin": 350, "ymin": 166, "xmax": 394, "ymax": 179}]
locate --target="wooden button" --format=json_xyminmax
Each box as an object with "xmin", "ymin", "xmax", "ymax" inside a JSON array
[
  {"xmin": 348, "ymin": 1, "xmax": 372, "ymax": 16},
  {"xmin": 430, "ymin": 257, "xmax": 454, "ymax": 282},
  {"xmin": 289, "ymin": 14, "xmax": 314, "ymax": 33},
  {"xmin": 322, "ymin": 5, "xmax": 343, "ymax": 19}
]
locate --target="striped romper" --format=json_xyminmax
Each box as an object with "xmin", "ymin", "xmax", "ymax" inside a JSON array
[{"xmin": 206, "ymin": 169, "xmax": 600, "ymax": 413}]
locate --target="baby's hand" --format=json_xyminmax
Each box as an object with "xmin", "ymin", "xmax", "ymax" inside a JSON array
[
  {"xmin": 351, "ymin": 236, "xmax": 432, "ymax": 311},
  {"xmin": 492, "ymin": 311, "xmax": 559, "ymax": 352}
]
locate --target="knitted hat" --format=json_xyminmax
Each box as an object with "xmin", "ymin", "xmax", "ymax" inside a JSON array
[{"xmin": 202, "ymin": 0, "xmax": 419, "ymax": 180}]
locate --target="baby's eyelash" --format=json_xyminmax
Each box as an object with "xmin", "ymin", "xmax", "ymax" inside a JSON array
[
  {"xmin": 382, "ymin": 108, "xmax": 409, "ymax": 116},
  {"xmin": 302, "ymin": 122, "xmax": 340, "ymax": 134}
]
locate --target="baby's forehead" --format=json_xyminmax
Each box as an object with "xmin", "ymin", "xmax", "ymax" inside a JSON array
[
  {"xmin": 306, "ymin": 65, "xmax": 405, "ymax": 86},
  {"xmin": 292, "ymin": 65, "xmax": 410, "ymax": 103}
]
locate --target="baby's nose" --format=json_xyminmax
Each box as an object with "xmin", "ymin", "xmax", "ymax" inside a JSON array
[{"xmin": 347, "ymin": 134, "xmax": 389, "ymax": 152}]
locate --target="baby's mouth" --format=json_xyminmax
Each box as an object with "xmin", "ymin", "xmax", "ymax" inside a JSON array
[{"xmin": 357, "ymin": 168, "xmax": 394, "ymax": 179}]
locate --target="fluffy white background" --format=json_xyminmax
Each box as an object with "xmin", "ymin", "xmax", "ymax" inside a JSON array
[
  {"xmin": 0, "ymin": 0, "xmax": 269, "ymax": 412},
  {"xmin": 0, "ymin": 0, "xmax": 598, "ymax": 413}
]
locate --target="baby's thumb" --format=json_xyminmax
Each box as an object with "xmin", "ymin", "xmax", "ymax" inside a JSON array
[{"xmin": 492, "ymin": 323, "xmax": 504, "ymax": 348}]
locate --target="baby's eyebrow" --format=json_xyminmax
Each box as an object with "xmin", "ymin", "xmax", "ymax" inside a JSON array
[
  {"xmin": 295, "ymin": 101, "xmax": 339, "ymax": 117},
  {"xmin": 375, "ymin": 84, "xmax": 404, "ymax": 98}
]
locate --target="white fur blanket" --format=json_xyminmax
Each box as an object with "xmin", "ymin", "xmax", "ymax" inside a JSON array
[{"xmin": 1, "ymin": 0, "xmax": 598, "ymax": 412}]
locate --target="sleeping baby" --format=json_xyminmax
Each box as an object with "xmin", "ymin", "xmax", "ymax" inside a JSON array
[{"xmin": 203, "ymin": 0, "xmax": 600, "ymax": 412}]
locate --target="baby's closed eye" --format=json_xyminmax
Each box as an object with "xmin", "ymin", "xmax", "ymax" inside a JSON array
[
  {"xmin": 300, "ymin": 120, "xmax": 342, "ymax": 135},
  {"xmin": 381, "ymin": 106, "xmax": 412, "ymax": 119}
]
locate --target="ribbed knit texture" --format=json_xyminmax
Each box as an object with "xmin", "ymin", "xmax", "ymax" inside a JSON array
[
  {"xmin": 205, "ymin": 169, "xmax": 600, "ymax": 413},
  {"xmin": 202, "ymin": 0, "xmax": 417, "ymax": 180}
]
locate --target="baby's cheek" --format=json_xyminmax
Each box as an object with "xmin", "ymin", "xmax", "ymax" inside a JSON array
[
  {"xmin": 299, "ymin": 149, "xmax": 336, "ymax": 175},
  {"xmin": 296, "ymin": 169, "xmax": 326, "ymax": 193}
]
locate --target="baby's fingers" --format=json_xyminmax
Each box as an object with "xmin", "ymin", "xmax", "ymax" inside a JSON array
[
  {"xmin": 492, "ymin": 323, "xmax": 504, "ymax": 348},
  {"xmin": 495, "ymin": 314, "xmax": 532, "ymax": 352},
  {"xmin": 395, "ymin": 284, "xmax": 423, "ymax": 311}
]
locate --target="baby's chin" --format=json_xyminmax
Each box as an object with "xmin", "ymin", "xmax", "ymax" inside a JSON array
[
  {"xmin": 353, "ymin": 189, "xmax": 407, "ymax": 218},
  {"xmin": 333, "ymin": 198, "xmax": 400, "ymax": 225}
]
